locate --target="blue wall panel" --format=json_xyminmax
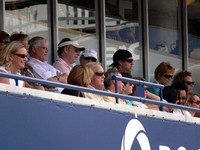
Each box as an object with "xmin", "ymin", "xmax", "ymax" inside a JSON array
[{"xmin": 0, "ymin": 92, "xmax": 199, "ymax": 150}]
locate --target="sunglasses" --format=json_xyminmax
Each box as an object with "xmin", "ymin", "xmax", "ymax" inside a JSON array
[
  {"xmin": 13, "ymin": 53, "xmax": 27, "ymax": 58},
  {"xmin": 191, "ymin": 100, "xmax": 200, "ymax": 104},
  {"xmin": 163, "ymin": 74, "xmax": 173, "ymax": 79},
  {"xmin": 95, "ymin": 72, "xmax": 105, "ymax": 76},
  {"xmin": 184, "ymin": 81, "xmax": 194, "ymax": 86},
  {"xmin": 84, "ymin": 57, "xmax": 97, "ymax": 62},
  {"xmin": 125, "ymin": 59, "xmax": 133, "ymax": 63}
]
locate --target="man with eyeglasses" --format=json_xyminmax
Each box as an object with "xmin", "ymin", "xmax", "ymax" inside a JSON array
[
  {"xmin": 148, "ymin": 61, "xmax": 175, "ymax": 96},
  {"xmin": 80, "ymin": 48, "xmax": 98, "ymax": 65},
  {"xmin": 0, "ymin": 31, "xmax": 10, "ymax": 51},
  {"xmin": 109, "ymin": 49, "xmax": 134, "ymax": 74},
  {"xmin": 53, "ymin": 38, "xmax": 85, "ymax": 75},
  {"xmin": 27, "ymin": 36, "xmax": 68, "ymax": 93}
]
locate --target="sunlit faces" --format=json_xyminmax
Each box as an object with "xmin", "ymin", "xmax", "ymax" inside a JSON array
[
  {"xmin": 190, "ymin": 95, "xmax": 200, "ymax": 108},
  {"xmin": 11, "ymin": 47, "xmax": 27, "ymax": 70},
  {"xmin": 65, "ymin": 45, "xmax": 81, "ymax": 64},
  {"xmin": 184, "ymin": 76, "xmax": 194, "ymax": 91},
  {"xmin": 90, "ymin": 65, "xmax": 105, "ymax": 90},
  {"xmin": 119, "ymin": 59, "xmax": 134, "ymax": 73},
  {"xmin": 80, "ymin": 56, "xmax": 97, "ymax": 65},
  {"xmin": 123, "ymin": 82, "xmax": 134, "ymax": 95},
  {"xmin": 159, "ymin": 70, "xmax": 174, "ymax": 85},
  {"xmin": 176, "ymin": 90, "xmax": 187, "ymax": 105},
  {"xmin": 34, "ymin": 39, "xmax": 48, "ymax": 62}
]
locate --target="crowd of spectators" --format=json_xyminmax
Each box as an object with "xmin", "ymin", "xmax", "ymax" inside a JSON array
[{"xmin": 0, "ymin": 30, "xmax": 199, "ymax": 118}]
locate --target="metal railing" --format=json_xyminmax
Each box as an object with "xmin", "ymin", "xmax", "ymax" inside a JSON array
[
  {"xmin": 112, "ymin": 75, "xmax": 164, "ymax": 110},
  {"xmin": 0, "ymin": 72, "xmax": 200, "ymax": 113}
]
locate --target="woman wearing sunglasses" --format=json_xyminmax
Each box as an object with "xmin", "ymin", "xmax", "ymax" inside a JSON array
[
  {"xmin": 185, "ymin": 92, "xmax": 200, "ymax": 117},
  {"xmin": 0, "ymin": 41, "xmax": 27, "ymax": 87}
]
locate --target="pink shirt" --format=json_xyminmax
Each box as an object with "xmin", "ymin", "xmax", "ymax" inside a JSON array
[{"xmin": 53, "ymin": 57, "xmax": 71, "ymax": 75}]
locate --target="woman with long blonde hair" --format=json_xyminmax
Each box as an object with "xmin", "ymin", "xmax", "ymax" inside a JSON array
[
  {"xmin": 61, "ymin": 65, "xmax": 94, "ymax": 97},
  {"xmin": 185, "ymin": 92, "xmax": 200, "ymax": 117},
  {"xmin": 0, "ymin": 41, "xmax": 27, "ymax": 87}
]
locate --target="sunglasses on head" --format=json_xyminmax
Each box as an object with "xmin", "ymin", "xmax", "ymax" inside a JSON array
[
  {"xmin": 163, "ymin": 74, "xmax": 173, "ymax": 79},
  {"xmin": 184, "ymin": 81, "xmax": 194, "ymax": 86},
  {"xmin": 95, "ymin": 72, "xmax": 105, "ymax": 76},
  {"xmin": 13, "ymin": 53, "xmax": 27, "ymax": 58},
  {"xmin": 84, "ymin": 57, "xmax": 97, "ymax": 62},
  {"xmin": 191, "ymin": 100, "xmax": 200, "ymax": 104}
]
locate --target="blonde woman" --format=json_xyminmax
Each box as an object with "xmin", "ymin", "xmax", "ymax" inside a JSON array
[
  {"xmin": 61, "ymin": 65, "xmax": 94, "ymax": 97},
  {"xmin": 0, "ymin": 41, "xmax": 27, "ymax": 87},
  {"xmin": 10, "ymin": 32, "xmax": 44, "ymax": 90},
  {"xmin": 185, "ymin": 92, "xmax": 200, "ymax": 117}
]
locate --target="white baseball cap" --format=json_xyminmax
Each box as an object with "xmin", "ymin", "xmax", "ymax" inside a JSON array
[
  {"xmin": 82, "ymin": 49, "xmax": 98, "ymax": 59},
  {"xmin": 58, "ymin": 40, "xmax": 85, "ymax": 50}
]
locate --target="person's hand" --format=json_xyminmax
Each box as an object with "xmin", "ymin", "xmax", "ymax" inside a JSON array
[{"xmin": 57, "ymin": 73, "xmax": 68, "ymax": 83}]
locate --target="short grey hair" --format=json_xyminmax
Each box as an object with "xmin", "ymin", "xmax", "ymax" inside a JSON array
[
  {"xmin": 28, "ymin": 36, "xmax": 45, "ymax": 54},
  {"xmin": 104, "ymin": 69, "xmax": 120, "ymax": 89}
]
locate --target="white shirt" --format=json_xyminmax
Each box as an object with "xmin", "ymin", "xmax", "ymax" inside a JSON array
[
  {"xmin": 27, "ymin": 57, "xmax": 63, "ymax": 93},
  {"xmin": 173, "ymin": 109, "xmax": 192, "ymax": 117},
  {"xmin": 27, "ymin": 57, "xmax": 59, "ymax": 80},
  {"xmin": 0, "ymin": 66, "xmax": 24, "ymax": 87}
]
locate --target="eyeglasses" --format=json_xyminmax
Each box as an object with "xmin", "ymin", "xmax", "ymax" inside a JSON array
[
  {"xmin": 163, "ymin": 74, "xmax": 173, "ymax": 79},
  {"xmin": 177, "ymin": 96, "xmax": 187, "ymax": 100},
  {"xmin": 13, "ymin": 53, "xmax": 27, "ymax": 58},
  {"xmin": 69, "ymin": 46, "xmax": 80, "ymax": 53},
  {"xmin": 184, "ymin": 81, "xmax": 194, "ymax": 86},
  {"xmin": 95, "ymin": 72, "xmax": 105, "ymax": 76},
  {"xmin": 190, "ymin": 100, "xmax": 200, "ymax": 104},
  {"xmin": 125, "ymin": 59, "xmax": 133, "ymax": 63},
  {"xmin": 36, "ymin": 46, "xmax": 48, "ymax": 50},
  {"xmin": 84, "ymin": 57, "xmax": 97, "ymax": 62},
  {"xmin": 74, "ymin": 48, "xmax": 80, "ymax": 53}
]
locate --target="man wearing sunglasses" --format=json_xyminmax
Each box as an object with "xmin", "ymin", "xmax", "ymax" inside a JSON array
[
  {"xmin": 0, "ymin": 31, "xmax": 10, "ymax": 51},
  {"xmin": 109, "ymin": 49, "xmax": 134, "ymax": 74},
  {"xmin": 148, "ymin": 61, "xmax": 175, "ymax": 96},
  {"xmin": 53, "ymin": 38, "xmax": 85, "ymax": 75},
  {"xmin": 172, "ymin": 71, "xmax": 194, "ymax": 92},
  {"xmin": 80, "ymin": 48, "xmax": 98, "ymax": 65}
]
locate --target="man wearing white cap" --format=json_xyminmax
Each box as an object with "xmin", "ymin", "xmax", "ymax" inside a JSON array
[
  {"xmin": 53, "ymin": 38, "xmax": 85, "ymax": 75},
  {"xmin": 80, "ymin": 48, "xmax": 98, "ymax": 65}
]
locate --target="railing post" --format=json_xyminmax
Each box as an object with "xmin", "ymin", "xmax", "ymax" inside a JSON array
[
  {"xmin": 159, "ymin": 89, "xmax": 163, "ymax": 111},
  {"xmin": 112, "ymin": 75, "xmax": 118, "ymax": 103},
  {"xmin": 136, "ymin": 84, "xmax": 144, "ymax": 97}
]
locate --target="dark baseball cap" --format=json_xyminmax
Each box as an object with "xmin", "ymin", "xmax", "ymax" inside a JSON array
[
  {"xmin": 0, "ymin": 31, "xmax": 10, "ymax": 43},
  {"xmin": 109, "ymin": 49, "xmax": 133, "ymax": 67}
]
